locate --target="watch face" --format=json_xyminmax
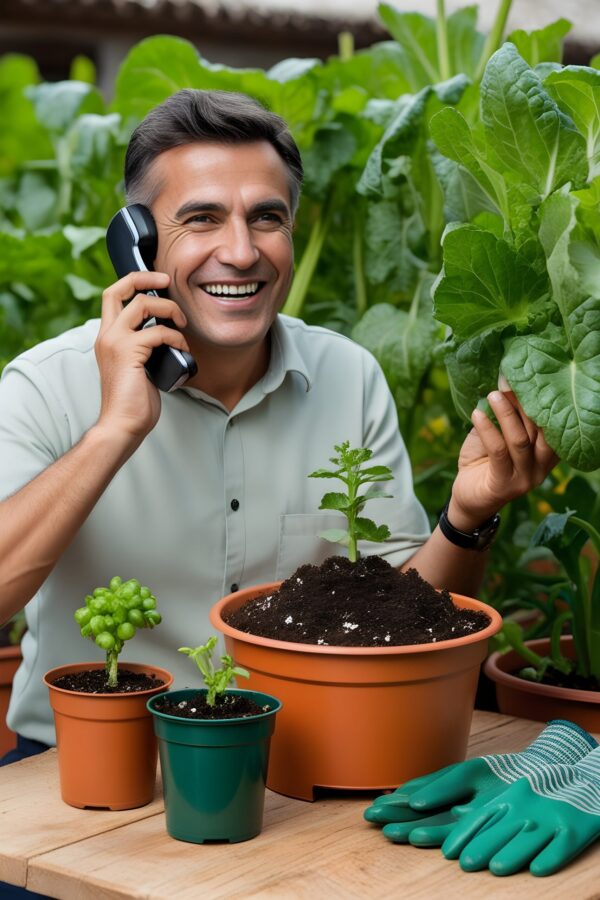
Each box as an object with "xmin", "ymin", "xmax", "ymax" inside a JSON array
[{"xmin": 475, "ymin": 514, "xmax": 501, "ymax": 550}]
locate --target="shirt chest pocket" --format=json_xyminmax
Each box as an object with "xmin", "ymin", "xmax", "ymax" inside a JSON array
[{"xmin": 275, "ymin": 513, "xmax": 348, "ymax": 582}]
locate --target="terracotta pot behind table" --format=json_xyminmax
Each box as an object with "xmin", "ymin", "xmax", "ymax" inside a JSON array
[
  {"xmin": 485, "ymin": 636, "xmax": 600, "ymax": 733},
  {"xmin": 0, "ymin": 645, "xmax": 21, "ymax": 756},
  {"xmin": 44, "ymin": 662, "xmax": 173, "ymax": 810},
  {"xmin": 211, "ymin": 584, "xmax": 502, "ymax": 801}
]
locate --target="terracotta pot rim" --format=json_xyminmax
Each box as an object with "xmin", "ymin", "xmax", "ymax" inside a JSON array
[
  {"xmin": 484, "ymin": 637, "xmax": 600, "ymax": 704},
  {"xmin": 147, "ymin": 687, "xmax": 282, "ymax": 724},
  {"xmin": 0, "ymin": 645, "xmax": 21, "ymax": 659},
  {"xmin": 43, "ymin": 661, "xmax": 173, "ymax": 698},
  {"xmin": 210, "ymin": 583, "xmax": 503, "ymax": 655}
]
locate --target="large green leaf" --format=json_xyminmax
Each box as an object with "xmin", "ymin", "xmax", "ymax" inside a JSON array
[
  {"xmin": 433, "ymin": 225, "xmax": 548, "ymax": 340},
  {"xmin": 444, "ymin": 330, "xmax": 504, "ymax": 421},
  {"xmin": 503, "ymin": 193, "xmax": 600, "ymax": 470},
  {"xmin": 480, "ymin": 43, "xmax": 588, "ymax": 198},
  {"xmin": 352, "ymin": 274, "xmax": 438, "ymax": 410},
  {"xmin": 26, "ymin": 81, "xmax": 104, "ymax": 133},
  {"xmin": 545, "ymin": 66, "xmax": 600, "ymax": 180},
  {"xmin": 363, "ymin": 194, "xmax": 425, "ymax": 295},
  {"xmin": 507, "ymin": 19, "xmax": 571, "ymax": 67},
  {"xmin": 0, "ymin": 54, "xmax": 52, "ymax": 176}
]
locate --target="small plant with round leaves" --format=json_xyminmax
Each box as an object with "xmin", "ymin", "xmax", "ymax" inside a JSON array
[
  {"xmin": 74, "ymin": 576, "xmax": 162, "ymax": 687},
  {"xmin": 308, "ymin": 440, "xmax": 394, "ymax": 563},
  {"xmin": 178, "ymin": 637, "xmax": 249, "ymax": 706}
]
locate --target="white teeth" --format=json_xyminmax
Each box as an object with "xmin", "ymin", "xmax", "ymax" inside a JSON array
[{"xmin": 204, "ymin": 282, "xmax": 259, "ymax": 297}]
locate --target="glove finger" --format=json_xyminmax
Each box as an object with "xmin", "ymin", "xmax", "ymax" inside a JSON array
[
  {"xmin": 382, "ymin": 811, "xmax": 456, "ymax": 844},
  {"xmin": 364, "ymin": 802, "xmax": 429, "ymax": 825},
  {"xmin": 409, "ymin": 819, "xmax": 457, "ymax": 847},
  {"xmin": 459, "ymin": 814, "xmax": 524, "ymax": 872},
  {"xmin": 442, "ymin": 805, "xmax": 504, "ymax": 860},
  {"xmin": 409, "ymin": 760, "xmax": 479, "ymax": 811},
  {"xmin": 529, "ymin": 828, "xmax": 593, "ymax": 877},
  {"xmin": 489, "ymin": 825, "xmax": 554, "ymax": 876}
]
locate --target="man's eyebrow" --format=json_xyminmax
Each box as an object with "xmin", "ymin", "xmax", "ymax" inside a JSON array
[{"xmin": 174, "ymin": 198, "xmax": 291, "ymax": 220}]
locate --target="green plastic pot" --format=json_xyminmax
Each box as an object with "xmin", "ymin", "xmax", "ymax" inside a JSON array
[{"xmin": 147, "ymin": 688, "xmax": 282, "ymax": 843}]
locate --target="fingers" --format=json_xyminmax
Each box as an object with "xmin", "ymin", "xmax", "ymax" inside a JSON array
[
  {"xmin": 529, "ymin": 828, "xmax": 589, "ymax": 877},
  {"xmin": 479, "ymin": 392, "xmax": 534, "ymax": 474},
  {"xmin": 458, "ymin": 816, "xmax": 530, "ymax": 872},
  {"xmin": 442, "ymin": 804, "xmax": 503, "ymax": 859},
  {"xmin": 101, "ymin": 271, "xmax": 171, "ymax": 326},
  {"xmin": 364, "ymin": 800, "xmax": 427, "ymax": 825},
  {"xmin": 489, "ymin": 825, "xmax": 554, "ymax": 876},
  {"xmin": 383, "ymin": 812, "xmax": 456, "ymax": 845}
]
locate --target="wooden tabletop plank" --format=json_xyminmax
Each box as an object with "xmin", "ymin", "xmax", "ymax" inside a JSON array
[
  {"xmin": 11, "ymin": 713, "xmax": 598, "ymax": 900},
  {"xmin": 0, "ymin": 749, "xmax": 164, "ymax": 887}
]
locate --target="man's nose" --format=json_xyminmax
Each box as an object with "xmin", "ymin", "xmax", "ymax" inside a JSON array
[{"xmin": 214, "ymin": 220, "xmax": 260, "ymax": 270}]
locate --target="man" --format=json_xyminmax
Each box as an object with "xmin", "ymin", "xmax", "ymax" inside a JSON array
[{"xmin": 0, "ymin": 90, "xmax": 557, "ymax": 763}]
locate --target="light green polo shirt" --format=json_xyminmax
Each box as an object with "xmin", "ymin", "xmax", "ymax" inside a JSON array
[{"xmin": 0, "ymin": 314, "xmax": 430, "ymax": 745}]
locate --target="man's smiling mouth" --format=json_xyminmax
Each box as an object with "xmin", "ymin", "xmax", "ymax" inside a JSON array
[{"xmin": 201, "ymin": 281, "xmax": 265, "ymax": 298}]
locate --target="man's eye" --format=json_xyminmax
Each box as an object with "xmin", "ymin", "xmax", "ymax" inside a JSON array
[
  {"xmin": 187, "ymin": 214, "xmax": 213, "ymax": 224},
  {"xmin": 256, "ymin": 213, "xmax": 283, "ymax": 224}
]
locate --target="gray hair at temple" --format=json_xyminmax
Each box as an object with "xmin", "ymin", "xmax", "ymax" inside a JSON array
[{"xmin": 124, "ymin": 89, "xmax": 304, "ymax": 216}]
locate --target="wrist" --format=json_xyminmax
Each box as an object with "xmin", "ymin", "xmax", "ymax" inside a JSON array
[
  {"xmin": 86, "ymin": 422, "xmax": 143, "ymax": 465},
  {"xmin": 446, "ymin": 498, "xmax": 494, "ymax": 533}
]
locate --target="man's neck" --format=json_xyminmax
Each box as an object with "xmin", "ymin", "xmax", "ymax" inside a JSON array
[{"xmin": 183, "ymin": 334, "xmax": 271, "ymax": 411}]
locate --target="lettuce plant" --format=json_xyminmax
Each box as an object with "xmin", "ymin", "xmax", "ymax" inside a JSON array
[
  {"xmin": 308, "ymin": 441, "xmax": 393, "ymax": 563},
  {"xmin": 430, "ymin": 41, "xmax": 600, "ymax": 471}
]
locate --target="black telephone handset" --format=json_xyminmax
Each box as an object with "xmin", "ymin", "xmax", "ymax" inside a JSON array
[{"xmin": 105, "ymin": 204, "xmax": 198, "ymax": 392}]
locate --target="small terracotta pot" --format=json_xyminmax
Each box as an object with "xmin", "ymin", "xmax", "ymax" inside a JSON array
[
  {"xmin": 485, "ymin": 636, "xmax": 600, "ymax": 733},
  {"xmin": 210, "ymin": 584, "xmax": 502, "ymax": 800},
  {"xmin": 44, "ymin": 662, "xmax": 173, "ymax": 810},
  {"xmin": 0, "ymin": 645, "xmax": 21, "ymax": 756}
]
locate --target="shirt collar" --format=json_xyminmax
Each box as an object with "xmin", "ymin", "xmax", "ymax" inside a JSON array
[{"xmin": 178, "ymin": 314, "xmax": 311, "ymax": 409}]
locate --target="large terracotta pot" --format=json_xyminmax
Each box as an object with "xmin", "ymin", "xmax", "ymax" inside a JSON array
[
  {"xmin": 44, "ymin": 662, "xmax": 173, "ymax": 810},
  {"xmin": 210, "ymin": 584, "xmax": 502, "ymax": 800},
  {"xmin": 0, "ymin": 645, "xmax": 21, "ymax": 756},
  {"xmin": 485, "ymin": 636, "xmax": 600, "ymax": 733}
]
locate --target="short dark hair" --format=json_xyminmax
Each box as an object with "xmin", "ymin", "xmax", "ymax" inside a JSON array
[{"xmin": 124, "ymin": 89, "xmax": 303, "ymax": 214}]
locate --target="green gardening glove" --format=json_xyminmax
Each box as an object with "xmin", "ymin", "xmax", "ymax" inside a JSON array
[
  {"xmin": 363, "ymin": 720, "xmax": 597, "ymax": 846},
  {"xmin": 441, "ymin": 744, "xmax": 600, "ymax": 876}
]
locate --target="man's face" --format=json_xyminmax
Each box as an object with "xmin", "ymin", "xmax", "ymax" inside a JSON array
[{"xmin": 149, "ymin": 141, "xmax": 295, "ymax": 354}]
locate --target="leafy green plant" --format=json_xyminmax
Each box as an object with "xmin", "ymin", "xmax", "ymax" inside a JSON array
[
  {"xmin": 178, "ymin": 637, "xmax": 249, "ymax": 706},
  {"xmin": 74, "ymin": 576, "xmax": 162, "ymax": 687},
  {"xmin": 502, "ymin": 487, "xmax": 600, "ymax": 682},
  {"xmin": 308, "ymin": 441, "xmax": 393, "ymax": 562},
  {"xmin": 430, "ymin": 40, "xmax": 600, "ymax": 471}
]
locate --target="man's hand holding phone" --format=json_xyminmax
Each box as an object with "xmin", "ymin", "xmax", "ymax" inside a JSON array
[{"xmin": 95, "ymin": 271, "xmax": 192, "ymax": 445}]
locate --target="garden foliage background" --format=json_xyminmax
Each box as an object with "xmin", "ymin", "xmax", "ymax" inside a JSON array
[{"xmin": 1, "ymin": 1, "xmax": 599, "ymax": 633}]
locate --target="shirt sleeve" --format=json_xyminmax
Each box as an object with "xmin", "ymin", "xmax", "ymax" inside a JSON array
[
  {"xmin": 0, "ymin": 359, "xmax": 71, "ymax": 502},
  {"xmin": 359, "ymin": 353, "xmax": 431, "ymax": 567}
]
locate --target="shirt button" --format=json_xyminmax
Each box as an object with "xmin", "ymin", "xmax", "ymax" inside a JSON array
[
  {"xmin": 231, "ymin": 499, "xmax": 240, "ymax": 511},
  {"xmin": 230, "ymin": 583, "xmax": 239, "ymax": 593}
]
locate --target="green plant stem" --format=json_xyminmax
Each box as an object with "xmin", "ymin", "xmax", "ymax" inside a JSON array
[
  {"xmin": 474, "ymin": 0, "xmax": 513, "ymax": 81},
  {"xmin": 338, "ymin": 31, "xmax": 354, "ymax": 61},
  {"xmin": 283, "ymin": 194, "xmax": 333, "ymax": 319},
  {"xmin": 549, "ymin": 610, "xmax": 574, "ymax": 674},
  {"xmin": 347, "ymin": 472, "xmax": 359, "ymax": 563},
  {"xmin": 436, "ymin": 0, "xmax": 451, "ymax": 80},
  {"xmin": 353, "ymin": 211, "xmax": 367, "ymax": 316},
  {"xmin": 106, "ymin": 650, "xmax": 118, "ymax": 688}
]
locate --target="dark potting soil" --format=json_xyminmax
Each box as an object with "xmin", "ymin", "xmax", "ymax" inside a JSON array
[
  {"xmin": 153, "ymin": 693, "xmax": 269, "ymax": 719},
  {"xmin": 518, "ymin": 667, "xmax": 600, "ymax": 693},
  {"xmin": 225, "ymin": 555, "xmax": 490, "ymax": 647},
  {"xmin": 51, "ymin": 669, "xmax": 165, "ymax": 694}
]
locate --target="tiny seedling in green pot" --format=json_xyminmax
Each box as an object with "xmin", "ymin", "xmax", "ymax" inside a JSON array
[
  {"xmin": 308, "ymin": 440, "xmax": 394, "ymax": 562},
  {"xmin": 73, "ymin": 576, "xmax": 162, "ymax": 688},
  {"xmin": 179, "ymin": 637, "xmax": 249, "ymax": 706}
]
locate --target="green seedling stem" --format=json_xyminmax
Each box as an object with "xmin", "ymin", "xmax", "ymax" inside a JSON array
[
  {"xmin": 308, "ymin": 441, "xmax": 394, "ymax": 563},
  {"xmin": 179, "ymin": 637, "xmax": 249, "ymax": 706}
]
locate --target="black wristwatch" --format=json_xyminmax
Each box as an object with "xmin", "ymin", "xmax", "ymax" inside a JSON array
[{"xmin": 438, "ymin": 501, "xmax": 500, "ymax": 551}]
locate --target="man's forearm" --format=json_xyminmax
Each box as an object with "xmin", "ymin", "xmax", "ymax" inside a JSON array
[
  {"xmin": 400, "ymin": 526, "xmax": 489, "ymax": 597},
  {"xmin": 0, "ymin": 425, "xmax": 139, "ymax": 624}
]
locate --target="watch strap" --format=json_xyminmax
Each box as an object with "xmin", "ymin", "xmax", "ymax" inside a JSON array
[{"xmin": 439, "ymin": 501, "xmax": 500, "ymax": 551}]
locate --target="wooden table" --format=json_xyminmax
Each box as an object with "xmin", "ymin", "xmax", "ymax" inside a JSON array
[{"xmin": 1, "ymin": 711, "xmax": 599, "ymax": 899}]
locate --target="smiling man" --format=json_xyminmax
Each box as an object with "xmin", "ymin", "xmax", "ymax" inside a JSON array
[{"xmin": 0, "ymin": 90, "xmax": 557, "ymax": 767}]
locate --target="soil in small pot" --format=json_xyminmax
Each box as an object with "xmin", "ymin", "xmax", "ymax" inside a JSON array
[
  {"xmin": 51, "ymin": 669, "xmax": 166, "ymax": 694},
  {"xmin": 153, "ymin": 693, "xmax": 269, "ymax": 719},
  {"xmin": 225, "ymin": 555, "xmax": 490, "ymax": 647},
  {"xmin": 516, "ymin": 667, "xmax": 600, "ymax": 693}
]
